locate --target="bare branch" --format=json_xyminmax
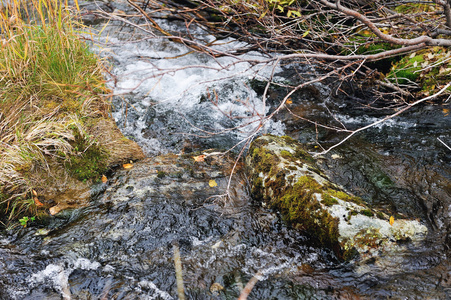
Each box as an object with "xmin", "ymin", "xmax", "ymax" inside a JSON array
[
  {"xmin": 319, "ymin": 0, "xmax": 451, "ymax": 46},
  {"xmin": 314, "ymin": 83, "xmax": 451, "ymax": 157}
]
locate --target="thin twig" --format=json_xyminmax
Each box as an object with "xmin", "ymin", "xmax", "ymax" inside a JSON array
[{"xmin": 437, "ymin": 137, "xmax": 451, "ymax": 151}]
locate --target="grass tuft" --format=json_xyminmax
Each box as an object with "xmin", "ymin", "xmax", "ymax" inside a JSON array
[{"xmin": 0, "ymin": 0, "xmax": 109, "ymax": 226}]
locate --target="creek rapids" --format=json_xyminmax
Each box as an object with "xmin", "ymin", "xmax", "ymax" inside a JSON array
[{"xmin": 0, "ymin": 1, "xmax": 450, "ymax": 299}]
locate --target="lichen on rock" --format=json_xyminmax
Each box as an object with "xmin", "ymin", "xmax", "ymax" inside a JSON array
[{"xmin": 246, "ymin": 135, "xmax": 428, "ymax": 260}]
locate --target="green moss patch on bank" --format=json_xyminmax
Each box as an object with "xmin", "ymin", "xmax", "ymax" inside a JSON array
[{"xmin": 388, "ymin": 47, "xmax": 451, "ymax": 95}]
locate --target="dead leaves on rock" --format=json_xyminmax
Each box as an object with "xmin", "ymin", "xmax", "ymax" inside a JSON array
[
  {"xmin": 49, "ymin": 205, "xmax": 62, "ymax": 216},
  {"xmin": 209, "ymin": 179, "xmax": 218, "ymax": 187},
  {"xmin": 193, "ymin": 155, "xmax": 206, "ymax": 162},
  {"xmin": 101, "ymin": 174, "xmax": 108, "ymax": 183},
  {"xmin": 389, "ymin": 216, "xmax": 395, "ymax": 226},
  {"xmin": 32, "ymin": 190, "xmax": 44, "ymax": 207},
  {"xmin": 34, "ymin": 197, "xmax": 44, "ymax": 207}
]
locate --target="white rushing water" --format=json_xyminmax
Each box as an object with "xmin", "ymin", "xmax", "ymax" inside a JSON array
[{"xmin": 93, "ymin": 21, "xmax": 286, "ymax": 155}]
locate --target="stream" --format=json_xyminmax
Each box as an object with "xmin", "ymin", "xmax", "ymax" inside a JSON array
[{"xmin": 0, "ymin": 1, "xmax": 450, "ymax": 299}]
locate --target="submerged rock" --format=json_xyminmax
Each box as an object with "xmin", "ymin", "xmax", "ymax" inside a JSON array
[{"xmin": 246, "ymin": 135, "xmax": 428, "ymax": 259}]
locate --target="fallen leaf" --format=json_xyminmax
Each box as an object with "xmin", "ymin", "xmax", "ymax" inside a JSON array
[
  {"xmin": 123, "ymin": 163, "xmax": 133, "ymax": 169},
  {"xmin": 286, "ymin": 98, "xmax": 293, "ymax": 104},
  {"xmin": 49, "ymin": 206, "xmax": 62, "ymax": 215},
  {"xmin": 389, "ymin": 216, "xmax": 395, "ymax": 226},
  {"xmin": 32, "ymin": 189, "xmax": 38, "ymax": 197},
  {"xmin": 409, "ymin": 52, "xmax": 416, "ymax": 59},
  {"xmin": 427, "ymin": 53, "xmax": 434, "ymax": 60},
  {"xmin": 101, "ymin": 175, "xmax": 108, "ymax": 183},
  {"xmin": 443, "ymin": 108, "xmax": 449, "ymax": 116},
  {"xmin": 209, "ymin": 179, "xmax": 218, "ymax": 187},
  {"xmin": 34, "ymin": 197, "xmax": 44, "ymax": 207},
  {"xmin": 193, "ymin": 155, "xmax": 206, "ymax": 162}
]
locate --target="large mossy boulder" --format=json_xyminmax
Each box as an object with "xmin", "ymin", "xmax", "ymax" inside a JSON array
[{"xmin": 246, "ymin": 135, "xmax": 427, "ymax": 259}]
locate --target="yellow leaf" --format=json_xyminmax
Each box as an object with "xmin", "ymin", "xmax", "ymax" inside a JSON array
[
  {"xmin": 286, "ymin": 98, "xmax": 293, "ymax": 104},
  {"xmin": 123, "ymin": 163, "xmax": 133, "ymax": 169},
  {"xmin": 443, "ymin": 108, "xmax": 449, "ymax": 116},
  {"xmin": 389, "ymin": 216, "xmax": 395, "ymax": 226},
  {"xmin": 101, "ymin": 175, "xmax": 108, "ymax": 183},
  {"xmin": 193, "ymin": 155, "xmax": 206, "ymax": 162},
  {"xmin": 209, "ymin": 179, "xmax": 218, "ymax": 187},
  {"xmin": 32, "ymin": 189, "xmax": 38, "ymax": 197}
]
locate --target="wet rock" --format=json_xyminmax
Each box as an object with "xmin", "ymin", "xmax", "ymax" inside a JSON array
[{"xmin": 246, "ymin": 135, "xmax": 428, "ymax": 259}]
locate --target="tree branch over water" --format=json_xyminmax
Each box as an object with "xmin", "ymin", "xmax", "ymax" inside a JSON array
[{"xmin": 91, "ymin": 0, "xmax": 450, "ymax": 178}]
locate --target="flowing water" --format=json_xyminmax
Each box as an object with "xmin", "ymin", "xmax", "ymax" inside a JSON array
[{"xmin": 0, "ymin": 1, "xmax": 450, "ymax": 299}]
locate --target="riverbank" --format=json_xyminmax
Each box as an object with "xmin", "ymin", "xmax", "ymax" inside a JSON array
[{"xmin": 0, "ymin": 0, "xmax": 144, "ymax": 228}]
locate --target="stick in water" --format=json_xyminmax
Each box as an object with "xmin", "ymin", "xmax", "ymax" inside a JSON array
[
  {"xmin": 173, "ymin": 242, "xmax": 186, "ymax": 300},
  {"xmin": 437, "ymin": 137, "xmax": 451, "ymax": 151},
  {"xmin": 238, "ymin": 271, "xmax": 262, "ymax": 300}
]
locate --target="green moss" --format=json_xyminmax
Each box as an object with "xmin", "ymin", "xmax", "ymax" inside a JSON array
[
  {"xmin": 325, "ymin": 188, "xmax": 362, "ymax": 205},
  {"xmin": 394, "ymin": 3, "xmax": 437, "ymax": 14},
  {"xmin": 281, "ymin": 135, "xmax": 295, "ymax": 143},
  {"xmin": 65, "ymin": 130, "xmax": 108, "ymax": 182},
  {"xmin": 272, "ymin": 176, "xmax": 340, "ymax": 252},
  {"xmin": 251, "ymin": 147, "xmax": 280, "ymax": 175},
  {"xmin": 322, "ymin": 194, "xmax": 339, "ymax": 206},
  {"xmin": 295, "ymin": 175, "xmax": 322, "ymax": 191},
  {"xmin": 361, "ymin": 209, "xmax": 374, "ymax": 217},
  {"xmin": 157, "ymin": 170, "xmax": 166, "ymax": 178},
  {"xmin": 388, "ymin": 53, "xmax": 424, "ymax": 84},
  {"xmin": 280, "ymin": 150, "xmax": 293, "ymax": 159},
  {"xmin": 376, "ymin": 211, "xmax": 385, "ymax": 219}
]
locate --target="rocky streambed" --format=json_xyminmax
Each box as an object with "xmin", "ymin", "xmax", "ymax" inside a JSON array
[{"xmin": 0, "ymin": 0, "xmax": 450, "ymax": 299}]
